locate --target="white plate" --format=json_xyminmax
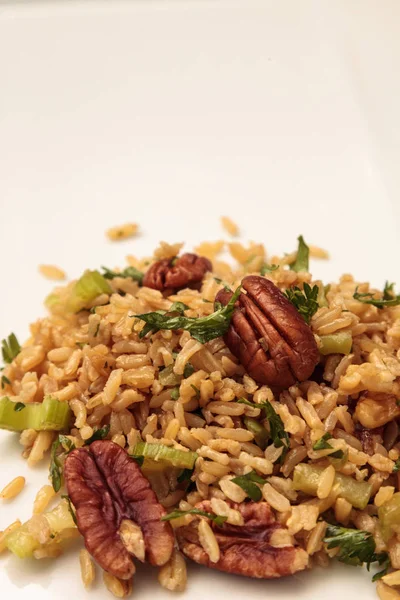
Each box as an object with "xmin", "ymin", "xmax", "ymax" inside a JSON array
[{"xmin": 1, "ymin": 1, "xmax": 400, "ymax": 598}]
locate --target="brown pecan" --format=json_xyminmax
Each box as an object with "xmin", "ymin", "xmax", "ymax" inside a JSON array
[
  {"xmin": 143, "ymin": 253, "xmax": 212, "ymax": 291},
  {"xmin": 216, "ymin": 275, "xmax": 319, "ymax": 388},
  {"xmin": 64, "ymin": 440, "xmax": 174, "ymax": 579},
  {"xmin": 176, "ymin": 500, "xmax": 309, "ymax": 578}
]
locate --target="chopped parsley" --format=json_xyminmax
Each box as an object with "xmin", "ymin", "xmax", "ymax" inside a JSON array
[
  {"xmin": 353, "ymin": 281, "xmax": 400, "ymax": 308},
  {"xmin": 83, "ymin": 424, "xmax": 110, "ymax": 445},
  {"xmin": 290, "ymin": 235, "xmax": 309, "ymax": 272},
  {"xmin": 284, "ymin": 283, "xmax": 319, "ymax": 324},
  {"xmin": 49, "ymin": 435, "xmax": 76, "ymax": 492},
  {"xmin": 190, "ymin": 385, "xmax": 200, "ymax": 400},
  {"xmin": 393, "ymin": 458, "xmax": 400, "ymax": 473},
  {"xmin": 238, "ymin": 398, "xmax": 289, "ymax": 458},
  {"xmin": 101, "ymin": 265, "xmax": 144, "ymax": 285},
  {"xmin": 161, "ymin": 509, "xmax": 227, "ymax": 527},
  {"xmin": 1, "ymin": 333, "xmax": 21, "ymax": 364},
  {"xmin": 313, "ymin": 433, "xmax": 344, "ymax": 459},
  {"xmin": 134, "ymin": 286, "xmax": 241, "ymax": 343},
  {"xmin": 13, "ymin": 402, "xmax": 26, "ymax": 412},
  {"xmin": 61, "ymin": 494, "xmax": 77, "ymax": 525},
  {"xmin": 231, "ymin": 470, "xmax": 266, "ymax": 501}
]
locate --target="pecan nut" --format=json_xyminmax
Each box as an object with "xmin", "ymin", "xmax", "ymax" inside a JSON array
[
  {"xmin": 176, "ymin": 500, "xmax": 309, "ymax": 578},
  {"xmin": 64, "ymin": 440, "xmax": 174, "ymax": 579},
  {"xmin": 143, "ymin": 253, "xmax": 212, "ymax": 291},
  {"xmin": 216, "ymin": 275, "xmax": 319, "ymax": 388}
]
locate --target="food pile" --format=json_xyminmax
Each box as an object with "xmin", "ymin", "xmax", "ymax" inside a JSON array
[{"xmin": 1, "ymin": 235, "xmax": 400, "ymax": 600}]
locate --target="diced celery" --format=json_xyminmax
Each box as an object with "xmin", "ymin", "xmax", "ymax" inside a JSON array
[
  {"xmin": 158, "ymin": 365, "xmax": 182, "ymax": 387},
  {"xmin": 378, "ymin": 492, "xmax": 400, "ymax": 541},
  {"xmin": 0, "ymin": 396, "xmax": 71, "ymax": 432},
  {"xmin": 131, "ymin": 442, "xmax": 198, "ymax": 469},
  {"xmin": 319, "ymin": 331, "xmax": 352, "ymax": 356},
  {"xmin": 244, "ymin": 417, "xmax": 269, "ymax": 450},
  {"xmin": 67, "ymin": 270, "xmax": 111, "ymax": 313},
  {"xmin": 317, "ymin": 284, "xmax": 329, "ymax": 308},
  {"xmin": 5, "ymin": 499, "xmax": 76, "ymax": 558},
  {"xmin": 45, "ymin": 293, "xmax": 61, "ymax": 308},
  {"xmin": 293, "ymin": 463, "xmax": 372, "ymax": 510}
]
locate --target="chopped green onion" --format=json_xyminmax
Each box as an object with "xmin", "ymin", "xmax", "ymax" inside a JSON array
[
  {"xmin": 0, "ymin": 396, "xmax": 71, "ymax": 432},
  {"xmin": 67, "ymin": 270, "xmax": 111, "ymax": 313},
  {"xmin": 14, "ymin": 402, "xmax": 26, "ymax": 412},
  {"xmin": 1, "ymin": 333, "xmax": 21, "ymax": 364},
  {"xmin": 319, "ymin": 331, "xmax": 352, "ymax": 356},
  {"xmin": 313, "ymin": 433, "xmax": 344, "ymax": 459},
  {"xmin": 161, "ymin": 509, "xmax": 227, "ymax": 527},
  {"xmin": 131, "ymin": 442, "xmax": 198, "ymax": 469},
  {"xmin": 1, "ymin": 375, "xmax": 11, "ymax": 389}
]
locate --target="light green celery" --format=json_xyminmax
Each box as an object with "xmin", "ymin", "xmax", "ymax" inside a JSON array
[{"xmin": 0, "ymin": 396, "xmax": 71, "ymax": 432}]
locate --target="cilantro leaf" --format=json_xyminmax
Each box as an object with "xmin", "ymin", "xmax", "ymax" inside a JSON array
[
  {"xmin": 313, "ymin": 433, "xmax": 344, "ymax": 459},
  {"xmin": 237, "ymin": 398, "xmax": 289, "ymax": 458},
  {"xmin": 1, "ymin": 333, "xmax": 21, "ymax": 364},
  {"xmin": 83, "ymin": 424, "xmax": 110, "ymax": 445},
  {"xmin": 135, "ymin": 286, "xmax": 241, "ymax": 343},
  {"xmin": 324, "ymin": 525, "xmax": 384, "ymax": 569},
  {"xmin": 101, "ymin": 265, "xmax": 144, "ymax": 284},
  {"xmin": 260, "ymin": 263, "xmax": 279, "ymax": 275},
  {"xmin": 353, "ymin": 281, "xmax": 400, "ymax": 308},
  {"xmin": 284, "ymin": 283, "xmax": 319, "ymax": 324},
  {"xmin": 13, "ymin": 402, "xmax": 26, "ymax": 412},
  {"xmin": 290, "ymin": 235, "xmax": 309, "ymax": 272},
  {"xmin": 231, "ymin": 470, "xmax": 265, "ymax": 501},
  {"xmin": 50, "ymin": 435, "xmax": 76, "ymax": 492},
  {"xmin": 161, "ymin": 509, "xmax": 227, "ymax": 527}
]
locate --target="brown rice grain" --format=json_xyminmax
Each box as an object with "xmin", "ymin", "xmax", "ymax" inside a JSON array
[
  {"xmin": 377, "ymin": 580, "xmax": 400, "ymax": 599},
  {"xmin": 239, "ymin": 452, "xmax": 273, "ymax": 475},
  {"xmin": 215, "ymin": 428, "xmax": 254, "ymax": 442},
  {"xmin": 38, "ymin": 264, "xmax": 66, "ymax": 280},
  {"xmin": 28, "ymin": 431, "xmax": 54, "ymax": 465},
  {"xmin": 106, "ymin": 223, "xmax": 138, "ymax": 241},
  {"xmin": 220, "ymin": 216, "xmax": 239, "ymax": 236},
  {"xmin": 80, "ymin": 548, "xmax": 96, "ymax": 588},
  {"xmin": 334, "ymin": 497, "xmax": 352, "ymax": 524},
  {"xmin": 198, "ymin": 519, "xmax": 220, "ymax": 563},
  {"xmin": 0, "ymin": 520, "xmax": 22, "ymax": 553},
  {"xmin": 219, "ymin": 477, "xmax": 247, "ymax": 503},
  {"xmin": 103, "ymin": 572, "xmax": 133, "ymax": 598},
  {"xmin": 317, "ymin": 465, "xmax": 335, "ymax": 499},
  {"xmin": 306, "ymin": 521, "xmax": 327, "ymax": 555},
  {"xmin": 375, "ymin": 486, "xmax": 395, "ymax": 508},
  {"xmin": 262, "ymin": 483, "xmax": 291, "ymax": 512},
  {"xmin": 0, "ymin": 476, "xmax": 25, "ymax": 500},
  {"xmin": 119, "ymin": 520, "xmax": 145, "ymax": 561},
  {"xmin": 33, "ymin": 484, "xmax": 56, "ymax": 514}
]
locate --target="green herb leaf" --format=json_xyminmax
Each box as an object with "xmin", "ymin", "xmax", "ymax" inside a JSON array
[
  {"xmin": 171, "ymin": 387, "xmax": 180, "ymax": 401},
  {"xmin": 1, "ymin": 375, "xmax": 11, "ymax": 389},
  {"xmin": 260, "ymin": 263, "xmax": 279, "ymax": 275},
  {"xmin": 284, "ymin": 283, "xmax": 319, "ymax": 324},
  {"xmin": 61, "ymin": 495, "xmax": 78, "ymax": 525},
  {"xmin": 324, "ymin": 525, "xmax": 383, "ymax": 569},
  {"xmin": 290, "ymin": 235, "xmax": 309, "ymax": 272},
  {"xmin": 183, "ymin": 363, "xmax": 195, "ymax": 378},
  {"xmin": 231, "ymin": 470, "xmax": 265, "ymax": 501},
  {"xmin": 14, "ymin": 402, "xmax": 26, "ymax": 412},
  {"xmin": 101, "ymin": 265, "xmax": 144, "ymax": 284},
  {"xmin": 1, "ymin": 333, "xmax": 21, "ymax": 364},
  {"xmin": 83, "ymin": 424, "xmax": 110, "ymax": 445},
  {"xmin": 134, "ymin": 286, "xmax": 241, "ymax": 344},
  {"xmin": 238, "ymin": 398, "xmax": 289, "ymax": 457},
  {"xmin": 49, "ymin": 440, "xmax": 63, "ymax": 492},
  {"xmin": 353, "ymin": 282, "xmax": 400, "ymax": 308},
  {"xmin": 161, "ymin": 509, "xmax": 227, "ymax": 527},
  {"xmin": 393, "ymin": 458, "xmax": 400, "ymax": 473},
  {"xmin": 168, "ymin": 302, "xmax": 189, "ymax": 314},
  {"xmin": 313, "ymin": 433, "xmax": 344, "ymax": 459},
  {"xmin": 372, "ymin": 554, "xmax": 391, "ymax": 582}
]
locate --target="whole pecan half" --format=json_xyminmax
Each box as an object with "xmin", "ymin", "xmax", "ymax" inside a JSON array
[
  {"xmin": 176, "ymin": 500, "xmax": 309, "ymax": 578},
  {"xmin": 216, "ymin": 275, "xmax": 319, "ymax": 388},
  {"xmin": 143, "ymin": 253, "xmax": 212, "ymax": 291},
  {"xmin": 64, "ymin": 440, "xmax": 174, "ymax": 579}
]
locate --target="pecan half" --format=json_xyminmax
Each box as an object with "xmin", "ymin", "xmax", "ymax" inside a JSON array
[
  {"xmin": 216, "ymin": 275, "xmax": 319, "ymax": 388},
  {"xmin": 64, "ymin": 440, "xmax": 174, "ymax": 579},
  {"xmin": 176, "ymin": 500, "xmax": 309, "ymax": 578},
  {"xmin": 143, "ymin": 253, "xmax": 212, "ymax": 291}
]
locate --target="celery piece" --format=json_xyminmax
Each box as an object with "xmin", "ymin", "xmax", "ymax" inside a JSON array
[
  {"xmin": 45, "ymin": 293, "xmax": 61, "ymax": 309},
  {"xmin": 6, "ymin": 499, "xmax": 76, "ymax": 558},
  {"xmin": 317, "ymin": 284, "xmax": 329, "ymax": 308},
  {"xmin": 158, "ymin": 365, "xmax": 182, "ymax": 387},
  {"xmin": 67, "ymin": 270, "xmax": 111, "ymax": 313},
  {"xmin": 319, "ymin": 331, "xmax": 352, "ymax": 356},
  {"xmin": 244, "ymin": 417, "xmax": 269, "ymax": 450},
  {"xmin": 378, "ymin": 492, "xmax": 400, "ymax": 541},
  {"xmin": 0, "ymin": 396, "xmax": 71, "ymax": 432},
  {"xmin": 131, "ymin": 442, "xmax": 198, "ymax": 469},
  {"xmin": 293, "ymin": 463, "xmax": 372, "ymax": 510}
]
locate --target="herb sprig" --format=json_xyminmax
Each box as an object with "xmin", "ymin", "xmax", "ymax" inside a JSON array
[
  {"xmin": 284, "ymin": 283, "xmax": 319, "ymax": 324},
  {"xmin": 231, "ymin": 470, "xmax": 266, "ymax": 501},
  {"xmin": 237, "ymin": 398, "xmax": 289, "ymax": 458},
  {"xmin": 83, "ymin": 424, "xmax": 110, "ymax": 445},
  {"xmin": 353, "ymin": 281, "xmax": 400, "ymax": 308},
  {"xmin": 313, "ymin": 433, "xmax": 344, "ymax": 459},
  {"xmin": 1, "ymin": 333, "xmax": 21, "ymax": 364},
  {"xmin": 135, "ymin": 286, "xmax": 241, "ymax": 343},
  {"xmin": 161, "ymin": 509, "xmax": 227, "ymax": 527},
  {"xmin": 50, "ymin": 435, "xmax": 76, "ymax": 492}
]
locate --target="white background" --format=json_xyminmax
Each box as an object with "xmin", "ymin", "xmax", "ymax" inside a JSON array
[{"xmin": 0, "ymin": 1, "xmax": 399, "ymax": 598}]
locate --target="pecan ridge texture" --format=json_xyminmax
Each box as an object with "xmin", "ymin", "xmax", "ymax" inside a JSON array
[
  {"xmin": 216, "ymin": 275, "xmax": 319, "ymax": 388},
  {"xmin": 143, "ymin": 253, "xmax": 212, "ymax": 291},
  {"xmin": 176, "ymin": 500, "xmax": 309, "ymax": 578},
  {"xmin": 64, "ymin": 440, "xmax": 174, "ymax": 579}
]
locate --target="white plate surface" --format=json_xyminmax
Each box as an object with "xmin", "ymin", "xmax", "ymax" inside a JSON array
[{"xmin": 1, "ymin": 1, "xmax": 400, "ymax": 598}]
